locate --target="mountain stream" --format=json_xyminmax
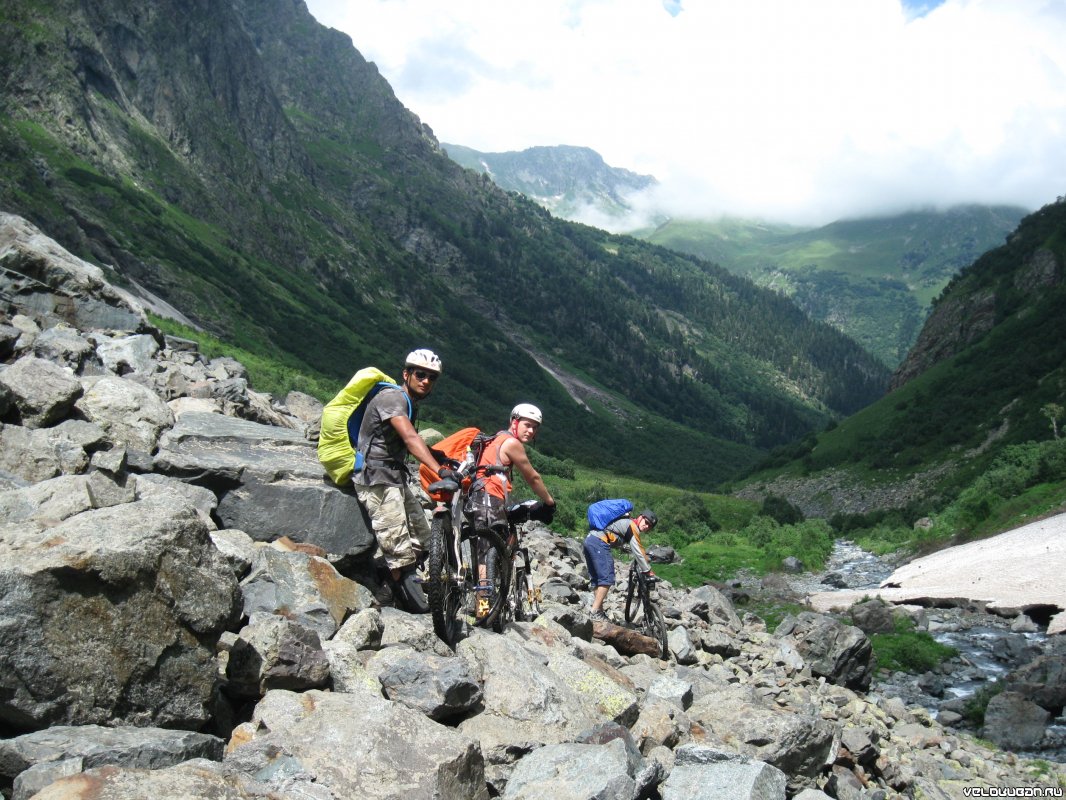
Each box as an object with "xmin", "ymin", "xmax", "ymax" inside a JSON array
[{"xmin": 787, "ymin": 539, "xmax": 1066, "ymax": 761}]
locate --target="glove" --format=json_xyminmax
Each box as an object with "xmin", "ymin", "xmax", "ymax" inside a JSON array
[
  {"xmin": 529, "ymin": 501, "xmax": 556, "ymax": 524},
  {"xmin": 437, "ymin": 467, "xmax": 460, "ymax": 482}
]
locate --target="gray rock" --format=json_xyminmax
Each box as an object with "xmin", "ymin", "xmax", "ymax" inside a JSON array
[
  {"xmin": 75, "ymin": 375, "xmax": 175, "ymax": 453},
  {"xmin": 134, "ymin": 472, "xmax": 218, "ymax": 528},
  {"xmin": 0, "ymin": 323, "xmax": 19, "ymax": 360},
  {"xmin": 155, "ymin": 411, "xmax": 374, "ymax": 555},
  {"xmin": 225, "ymin": 616, "xmax": 330, "ymax": 696},
  {"xmin": 240, "ymin": 545, "xmax": 372, "ymax": 640},
  {"xmin": 647, "ymin": 675, "xmax": 694, "ymax": 710},
  {"xmin": 209, "ymin": 528, "xmax": 258, "ymax": 577},
  {"xmin": 0, "ymin": 472, "xmax": 136, "ymax": 526},
  {"xmin": 32, "ymin": 324, "xmax": 95, "ymax": 371},
  {"xmin": 0, "ymin": 355, "xmax": 82, "ymax": 427},
  {"xmin": 503, "ymin": 739, "xmax": 636, "ymax": 800},
  {"xmin": 95, "ymin": 333, "xmax": 161, "ymax": 376},
  {"xmin": 668, "ymin": 625, "xmax": 698, "ymax": 665},
  {"xmin": 848, "ymin": 597, "xmax": 897, "ymax": 634},
  {"xmin": 0, "ymin": 724, "xmax": 223, "ymax": 780},
  {"xmin": 687, "ymin": 685, "xmax": 835, "ymax": 780},
  {"xmin": 1005, "ymin": 653, "xmax": 1066, "ymax": 710},
  {"xmin": 775, "ymin": 611, "xmax": 873, "ymax": 690},
  {"xmin": 678, "ymin": 585, "xmax": 742, "ymax": 630},
  {"xmin": 662, "ymin": 758, "xmax": 787, "ymax": 800},
  {"xmin": 372, "ymin": 646, "xmax": 483, "ymax": 720},
  {"xmin": 12, "ymin": 757, "xmax": 85, "ymax": 800},
  {"xmin": 0, "ymin": 214, "xmax": 148, "ymax": 330},
  {"xmin": 27, "ymin": 759, "xmax": 260, "ymax": 800},
  {"xmin": 228, "ymin": 687, "xmax": 488, "ymax": 799},
  {"xmin": 647, "ymin": 545, "xmax": 677, "ymax": 564},
  {"xmin": 217, "ymin": 474, "xmax": 375, "ymax": 555},
  {"xmin": 324, "ymin": 608, "xmax": 385, "ymax": 692},
  {"xmin": 0, "ymin": 496, "xmax": 240, "ymax": 729},
  {"xmin": 982, "ymin": 690, "xmax": 1051, "ymax": 749},
  {"xmin": 0, "ymin": 423, "xmax": 91, "ymax": 483},
  {"xmin": 457, "ymin": 631, "xmax": 602, "ymax": 749}
]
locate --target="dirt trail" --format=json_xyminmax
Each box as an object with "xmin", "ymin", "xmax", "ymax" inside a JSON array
[{"xmin": 807, "ymin": 511, "xmax": 1066, "ymax": 634}]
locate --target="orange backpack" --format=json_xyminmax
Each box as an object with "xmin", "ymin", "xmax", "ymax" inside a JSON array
[{"xmin": 419, "ymin": 427, "xmax": 493, "ymax": 502}]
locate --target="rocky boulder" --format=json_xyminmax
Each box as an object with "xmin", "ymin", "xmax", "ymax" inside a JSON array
[{"xmin": 0, "ymin": 496, "xmax": 240, "ymax": 730}]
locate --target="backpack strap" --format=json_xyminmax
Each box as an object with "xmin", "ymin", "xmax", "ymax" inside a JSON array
[{"xmin": 354, "ymin": 383, "xmax": 411, "ymax": 472}]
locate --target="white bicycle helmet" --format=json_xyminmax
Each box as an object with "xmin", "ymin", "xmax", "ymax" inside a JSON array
[
  {"xmin": 405, "ymin": 349, "xmax": 442, "ymax": 374},
  {"xmin": 510, "ymin": 403, "xmax": 543, "ymax": 424}
]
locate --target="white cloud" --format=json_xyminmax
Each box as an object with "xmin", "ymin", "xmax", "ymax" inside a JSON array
[{"xmin": 306, "ymin": 0, "xmax": 1066, "ymax": 226}]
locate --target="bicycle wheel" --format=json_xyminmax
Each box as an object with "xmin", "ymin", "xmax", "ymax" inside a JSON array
[
  {"xmin": 514, "ymin": 551, "xmax": 540, "ymax": 621},
  {"xmin": 427, "ymin": 511, "xmax": 465, "ymax": 648},
  {"xmin": 643, "ymin": 596, "xmax": 669, "ymax": 660},
  {"xmin": 472, "ymin": 527, "xmax": 508, "ymax": 631},
  {"xmin": 623, "ymin": 569, "xmax": 639, "ymax": 625}
]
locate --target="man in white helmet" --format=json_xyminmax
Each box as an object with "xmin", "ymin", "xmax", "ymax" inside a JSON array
[
  {"xmin": 352, "ymin": 349, "xmax": 455, "ymax": 610},
  {"xmin": 472, "ymin": 403, "xmax": 556, "ymax": 524},
  {"xmin": 467, "ymin": 403, "xmax": 557, "ymax": 617}
]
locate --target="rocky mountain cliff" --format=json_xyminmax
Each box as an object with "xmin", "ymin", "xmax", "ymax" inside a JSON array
[
  {"xmin": 2, "ymin": 211, "xmax": 1062, "ymax": 800},
  {"xmin": 891, "ymin": 199, "xmax": 1066, "ymax": 389},
  {"xmin": 0, "ymin": 0, "xmax": 889, "ymax": 488},
  {"xmin": 443, "ymin": 143, "xmax": 662, "ymax": 231}
]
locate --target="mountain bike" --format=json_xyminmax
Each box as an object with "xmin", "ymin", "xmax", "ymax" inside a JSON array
[
  {"xmin": 424, "ymin": 461, "xmax": 508, "ymax": 648},
  {"xmin": 623, "ymin": 562, "xmax": 669, "ymax": 659},
  {"xmin": 497, "ymin": 500, "xmax": 542, "ymax": 625}
]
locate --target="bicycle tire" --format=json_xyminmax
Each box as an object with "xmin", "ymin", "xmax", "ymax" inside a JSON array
[
  {"xmin": 427, "ymin": 511, "xmax": 465, "ymax": 648},
  {"xmin": 473, "ymin": 527, "xmax": 509, "ymax": 631},
  {"xmin": 623, "ymin": 569, "xmax": 639, "ymax": 625},
  {"xmin": 644, "ymin": 595, "xmax": 669, "ymax": 660},
  {"xmin": 518, "ymin": 560, "xmax": 540, "ymax": 620}
]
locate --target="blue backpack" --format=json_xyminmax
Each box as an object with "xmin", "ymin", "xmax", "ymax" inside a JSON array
[{"xmin": 587, "ymin": 498, "xmax": 633, "ymax": 531}]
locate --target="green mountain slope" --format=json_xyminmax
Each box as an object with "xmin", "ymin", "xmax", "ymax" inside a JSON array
[
  {"xmin": 740, "ymin": 197, "xmax": 1066, "ymax": 510},
  {"xmin": 0, "ymin": 0, "xmax": 888, "ymax": 488},
  {"xmin": 640, "ymin": 207, "xmax": 1026, "ymax": 367}
]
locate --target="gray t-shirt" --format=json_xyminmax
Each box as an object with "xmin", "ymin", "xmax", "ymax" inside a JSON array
[
  {"xmin": 352, "ymin": 387, "xmax": 415, "ymax": 488},
  {"xmin": 597, "ymin": 517, "xmax": 651, "ymax": 573}
]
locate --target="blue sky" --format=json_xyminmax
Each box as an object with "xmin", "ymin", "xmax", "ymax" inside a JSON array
[{"xmin": 307, "ymin": 0, "xmax": 1066, "ymax": 228}]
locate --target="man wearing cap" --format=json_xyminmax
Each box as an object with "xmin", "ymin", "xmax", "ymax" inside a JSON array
[
  {"xmin": 585, "ymin": 507, "xmax": 658, "ymax": 622},
  {"xmin": 353, "ymin": 349, "xmax": 454, "ymax": 608}
]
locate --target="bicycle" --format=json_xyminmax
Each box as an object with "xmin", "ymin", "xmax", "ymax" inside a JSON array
[
  {"xmin": 424, "ymin": 461, "xmax": 509, "ymax": 648},
  {"xmin": 623, "ymin": 562, "xmax": 669, "ymax": 659},
  {"xmin": 498, "ymin": 500, "xmax": 543, "ymax": 624}
]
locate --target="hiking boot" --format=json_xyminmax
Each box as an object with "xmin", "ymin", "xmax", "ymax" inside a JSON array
[
  {"xmin": 476, "ymin": 595, "xmax": 491, "ymax": 619},
  {"xmin": 590, "ymin": 609, "xmax": 608, "ymax": 623},
  {"xmin": 399, "ymin": 568, "xmax": 430, "ymax": 614}
]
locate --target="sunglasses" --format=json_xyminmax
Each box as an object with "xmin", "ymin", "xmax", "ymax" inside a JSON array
[{"xmin": 412, "ymin": 369, "xmax": 438, "ymax": 383}]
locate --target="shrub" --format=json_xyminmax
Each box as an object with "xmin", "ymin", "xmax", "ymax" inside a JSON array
[
  {"xmin": 870, "ymin": 618, "xmax": 958, "ymax": 673},
  {"xmin": 760, "ymin": 494, "xmax": 805, "ymax": 525},
  {"xmin": 962, "ymin": 683, "xmax": 1005, "ymax": 726}
]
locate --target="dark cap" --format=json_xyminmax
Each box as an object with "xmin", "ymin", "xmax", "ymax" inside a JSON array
[{"xmin": 640, "ymin": 509, "xmax": 657, "ymax": 527}]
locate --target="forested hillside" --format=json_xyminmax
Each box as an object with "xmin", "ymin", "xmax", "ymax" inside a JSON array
[
  {"xmin": 0, "ymin": 0, "xmax": 887, "ymax": 487},
  {"xmin": 640, "ymin": 207, "xmax": 1025, "ymax": 366},
  {"xmin": 742, "ymin": 197, "xmax": 1066, "ymax": 510}
]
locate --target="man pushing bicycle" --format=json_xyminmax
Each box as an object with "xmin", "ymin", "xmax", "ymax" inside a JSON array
[{"xmin": 584, "ymin": 502, "xmax": 658, "ymax": 622}]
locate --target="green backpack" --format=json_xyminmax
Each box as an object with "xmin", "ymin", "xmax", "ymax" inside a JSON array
[{"xmin": 318, "ymin": 367, "xmax": 409, "ymax": 485}]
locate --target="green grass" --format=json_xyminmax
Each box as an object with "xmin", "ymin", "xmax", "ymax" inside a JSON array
[{"xmin": 870, "ymin": 617, "xmax": 958, "ymax": 674}]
